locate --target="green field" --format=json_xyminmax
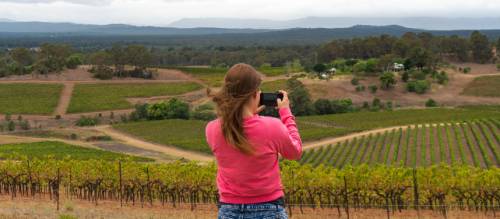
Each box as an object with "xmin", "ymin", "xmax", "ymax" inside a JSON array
[
  {"xmin": 112, "ymin": 107, "xmax": 500, "ymax": 154},
  {"xmin": 174, "ymin": 67, "xmax": 227, "ymax": 87},
  {"xmin": 0, "ymin": 141, "xmax": 152, "ymax": 161},
  {"xmin": 67, "ymin": 82, "xmax": 202, "ymax": 113},
  {"xmin": 113, "ymin": 119, "xmax": 209, "ymax": 153},
  {"xmin": 260, "ymin": 79, "xmax": 287, "ymax": 91},
  {"xmin": 300, "ymin": 119, "xmax": 500, "ymax": 168},
  {"xmin": 0, "ymin": 83, "xmax": 63, "ymax": 115},
  {"xmin": 297, "ymin": 107, "xmax": 500, "ymax": 141},
  {"xmin": 461, "ymin": 75, "xmax": 500, "ymax": 97}
]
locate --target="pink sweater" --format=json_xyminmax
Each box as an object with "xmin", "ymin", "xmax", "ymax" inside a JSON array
[{"xmin": 205, "ymin": 107, "xmax": 302, "ymax": 204}]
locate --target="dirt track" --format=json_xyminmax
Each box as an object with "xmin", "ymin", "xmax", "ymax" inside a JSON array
[{"xmin": 91, "ymin": 125, "xmax": 214, "ymax": 162}]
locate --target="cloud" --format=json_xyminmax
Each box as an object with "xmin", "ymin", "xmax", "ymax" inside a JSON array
[{"xmin": 0, "ymin": 0, "xmax": 113, "ymax": 6}]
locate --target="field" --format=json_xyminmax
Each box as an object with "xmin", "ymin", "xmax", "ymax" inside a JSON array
[
  {"xmin": 461, "ymin": 75, "xmax": 500, "ymax": 97},
  {"xmin": 260, "ymin": 79, "xmax": 287, "ymax": 91},
  {"xmin": 297, "ymin": 107, "xmax": 500, "ymax": 141},
  {"xmin": 0, "ymin": 159, "xmax": 498, "ymax": 217},
  {"xmin": 0, "ymin": 83, "xmax": 63, "ymax": 115},
  {"xmin": 67, "ymin": 82, "xmax": 202, "ymax": 113},
  {"xmin": 0, "ymin": 141, "xmax": 152, "ymax": 161},
  {"xmin": 111, "ymin": 108, "xmax": 500, "ymax": 155},
  {"xmin": 176, "ymin": 66, "xmax": 302, "ymax": 87},
  {"xmin": 300, "ymin": 119, "xmax": 500, "ymax": 168},
  {"xmin": 113, "ymin": 119, "xmax": 210, "ymax": 153}
]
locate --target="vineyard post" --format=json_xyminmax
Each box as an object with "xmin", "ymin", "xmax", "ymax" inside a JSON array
[
  {"xmin": 56, "ymin": 168, "xmax": 60, "ymax": 211},
  {"xmin": 343, "ymin": 175, "xmax": 350, "ymax": 219},
  {"xmin": 119, "ymin": 161, "xmax": 123, "ymax": 207},
  {"xmin": 412, "ymin": 168, "xmax": 420, "ymax": 218}
]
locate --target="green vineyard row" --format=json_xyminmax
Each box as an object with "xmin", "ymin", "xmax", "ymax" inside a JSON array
[
  {"xmin": 300, "ymin": 119, "xmax": 500, "ymax": 168},
  {"xmin": 0, "ymin": 159, "xmax": 498, "ymax": 213}
]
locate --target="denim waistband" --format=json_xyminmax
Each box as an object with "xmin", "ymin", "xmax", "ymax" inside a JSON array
[{"xmin": 218, "ymin": 196, "xmax": 285, "ymax": 209}]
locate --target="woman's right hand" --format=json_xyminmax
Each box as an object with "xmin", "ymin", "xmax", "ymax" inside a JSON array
[{"xmin": 276, "ymin": 90, "xmax": 290, "ymax": 109}]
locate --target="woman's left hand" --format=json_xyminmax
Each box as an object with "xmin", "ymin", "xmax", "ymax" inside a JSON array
[{"xmin": 255, "ymin": 105, "xmax": 265, "ymax": 114}]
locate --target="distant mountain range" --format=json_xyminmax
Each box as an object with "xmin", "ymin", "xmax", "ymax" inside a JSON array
[
  {"xmin": 2, "ymin": 20, "xmax": 500, "ymax": 47},
  {"xmin": 169, "ymin": 17, "xmax": 500, "ymax": 30},
  {"xmin": 0, "ymin": 21, "xmax": 269, "ymax": 35}
]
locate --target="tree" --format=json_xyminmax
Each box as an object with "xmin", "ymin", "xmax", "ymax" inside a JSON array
[
  {"xmin": 469, "ymin": 31, "xmax": 493, "ymax": 63},
  {"xmin": 146, "ymin": 98, "xmax": 190, "ymax": 120},
  {"xmin": 10, "ymin": 48, "xmax": 34, "ymax": 67},
  {"xmin": 379, "ymin": 72, "xmax": 396, "ymax": 89},
  {"xmin": 314, "ymin": 99, "xmax": 332, "ymax": 115},
  {"xmin": 312, "ymin": 63, "xmax": 326, "ymax": 74},
  {"xmin": 36, "ymin": 43, "xmax": 72, "ymax": 73},
  {"xmin": 496, "ymin": 37, "xmax": 500, "ymax": 59},
  {"xmin": 287, "ymin": 78, "xmax": 313, "ymax": 116},
  {"xmin": 425, "ymin": 99, "xmax": 437, "ymax": 107},
  {"xmin": 407, "ymin": 80, "xmax": 430, "ymax": 94},
  {"xmin": 125, "ymin": 45, "xmax": 152, "ymax": 70},
  {"xmin": 65, "ymin": 54, "xmax": 83, "ymax": 69},
  {"xmin": 108, "ymin": 45, "xmax": 127, "ymax": 76}
]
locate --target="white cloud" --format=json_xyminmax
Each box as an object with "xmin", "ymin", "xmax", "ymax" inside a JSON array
[{"xmin": 0, "ymin": 0, "xmax": 499, "ymax": 26}]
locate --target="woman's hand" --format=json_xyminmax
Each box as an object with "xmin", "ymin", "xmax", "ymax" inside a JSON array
[{"xmin": 276, "ymin": 90, "xmax": 290, "ymax": 109}]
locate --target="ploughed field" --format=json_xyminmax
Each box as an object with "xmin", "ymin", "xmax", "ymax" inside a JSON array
[{"xmin": 300, "ymin": 119, "xmax": 500, "ymax": 168}]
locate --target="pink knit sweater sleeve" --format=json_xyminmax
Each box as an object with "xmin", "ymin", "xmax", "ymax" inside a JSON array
[{"xmin": 273, "ymin": 107, "xmax": 303, "ymax": 160}]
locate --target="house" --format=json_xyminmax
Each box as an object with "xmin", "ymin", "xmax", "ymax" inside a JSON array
[
  {"xmin": 327, "ymin": 67, "xmax": 337, "ymax": 74},
  {"xmin": 393, "ymin": 63, "xmax": 404, "ymax": 71}
]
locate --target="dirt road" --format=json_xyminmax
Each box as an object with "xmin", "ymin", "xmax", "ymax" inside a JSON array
[{"xmin": 91, "ymin": 125, "xmax": 214, "ymax": 162}]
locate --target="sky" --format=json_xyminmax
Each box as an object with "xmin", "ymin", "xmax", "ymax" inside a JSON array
[{"xmin": 1, "ymin": 0, "xmax": 500, "ymax": 26}]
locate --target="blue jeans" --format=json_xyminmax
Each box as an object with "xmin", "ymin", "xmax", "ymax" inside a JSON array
[{"xmin": 217, "ymin": 198, "xmax": 288, "ymax": 219}]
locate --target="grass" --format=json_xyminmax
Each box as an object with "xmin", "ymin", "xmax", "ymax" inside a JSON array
[
  {"xmin": 174, "ymin": 67, "xmax": 227, "ymax": 87},
  {"xmin": 67, "ymin": 82, "xmax": 202, "ymax": 113},
  {"xmin": 260, "ymin": 79, "xmax": 288, "ymax": 92},
  {"xmin": 461, "ymin": 75, "xmax": 500, "ymax": 97},
  {"xmin": 0, "ymin": 83, "xmax": 63, "ymax": 115},
  {"xmin": 0, "ymin": 141, "xmax": 152, "ymax": 161},
  {"xmin": 112, "ymin": 107, "xmax": 500, "ymax": 154},
  {"xmin": 113, "ymin": 119, "xmax": 210, "ymax": 154},
  {"xmin": 300, "ymin": 120, "xmax": 499, "ymax": 168}
]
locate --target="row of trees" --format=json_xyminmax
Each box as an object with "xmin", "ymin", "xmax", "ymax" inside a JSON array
[
  {"xmin": 318, "ymin": 31, "xmax": 500, "ymax": 67},
  {"xmin": 0, "ymin": 43, "xmax": 82, "ymax": 77}
]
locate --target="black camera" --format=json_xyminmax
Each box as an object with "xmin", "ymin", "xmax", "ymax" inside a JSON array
[{"xmin": 259, "ymin": 92, "xmax": 284, "ymax": 107}]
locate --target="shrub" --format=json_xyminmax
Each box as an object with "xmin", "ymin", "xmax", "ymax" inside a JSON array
[
  {"xmin": 425, "ymin": 99, "xmax": 438, "ymax": 107},
  {"xmin": 191, "ymin": 104, "xmax": 216, "ymax": 121},
  {"xmin": 371, "ymin": 98, "xmax": 382, "ymax": 111},
  {"xmin": 76, "ymin": 116, "xmax": 99, "ymax": 127},
  {"xmin": 7, "ymin": 120, "xmax": 15, "ymax": 131},
  {"xmin": 497, "ymin": 63, "xmax": 500, "ymax": 71},
  {"xmin": 401, "ymin": 71, "xmax": 409, "ymax": 82},
  {"xmin": 314, "ymin": 99, "xmax": 332, "ymax": 115},
  {"xmin": 65, "ymin": 54, "xmax": 82, "ymax": 69},
  {"xmin": 351, "ymin": 77, "xmax": 359, "ymax": 85},
  {"xmin": 19, "ymin": 120, "xmax": 30, "ymax": 130},
  {"xmin": 146, "ymin": 98, "xmax": 190, "ymax": 120},
  {"xmin": 379, "ymin": 72, "xmax": 396, "ymax": 89},
  {"xmin": 355, "ymin": 85, "xmax": 365, "ymax": 92},
  {"xmin": 92, "ymin": 65, "xmax": 114, "ymax": 80},
  {"xmin": 369, "ymin": 85, "xmax": 378, "ymax": 93},
  {"xmin": 70, "ymin": 133, "xmax": 78, "ymax": 140},
  {"xmin": 463, "ymin": 67, "xmax": 471, "ymax": 74},
  {"xmin": 5, "ymin": 113, "xmax": 11, "ymax": 121},
  {"xmin": 55, "ymin": 115, "xmax": 61, "ymax": 120},
  {"xmin": 436, "ymin": 71, "xmax": 449, "ymax": 85},
  {"xmin": 407, "ymin": 80, "xmax": 430, "ymax": 94},
  {"xmin": 386, "ymin": 101, "xmax": 393, "ymax": 110},
  {"xmin": 362, "ymin": 101, "xmax": 369, "ymax": 109}
]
